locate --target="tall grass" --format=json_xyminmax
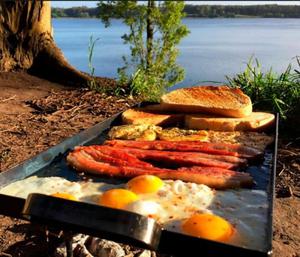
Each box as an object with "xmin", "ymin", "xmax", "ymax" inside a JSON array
[
  {"xmin": 87, "ymin": 35, "xmax": 100, "ymax": 91},
  {"xmin": 226, "ymin": 57, "xmax": 300, "ymax": 120}
]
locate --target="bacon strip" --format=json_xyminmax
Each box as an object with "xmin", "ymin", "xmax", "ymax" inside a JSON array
[
  {"xmin": 178, "ymin": 166, "xmax": 253, "ymax": 188},
  {"xmin": 111, "ymin": 146, "xmax": 247, "ymax": 166},
  {"xmin": 93, "ymin": 146, "xmax": 238, "ymax": 170},
  {"xmin": 67, "ymin": 146, "xmax": 253, "ymax": 189},
  {"xmin": 105, "ymin": 140, "xmax": 262, "ymax": 159},
  {"xmin": 76, "ymin": 146, "xmax": 152, "ymax": 168}
]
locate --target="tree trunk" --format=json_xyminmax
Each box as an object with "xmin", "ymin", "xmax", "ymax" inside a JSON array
[
  {"xmin": 146, "ymin": 0, "xmax": 155, "ymax": 69},
  {"xmin": 0, "ymin": 0, "xmax": 91, "ymax": 86}
]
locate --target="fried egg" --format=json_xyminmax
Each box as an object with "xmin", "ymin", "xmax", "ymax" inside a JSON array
[
  {"xmin": 51, "ymin": 192, "xmax": 78, "ymax": 201},
  {"xmin": 0, "ymin": 175, "xmax": 268, "ymax": 251},
  {"xmin": 126, "ymin": 175, "xmax": 164, "ymax": 194},
  {"xmin": 181, "ymin": 213, "xmax": 234, "ymax": 242},
  {"xmin": 125, "ymin": 179, "xmax": 215, "ymax": 223},
  {"xmin": 99, "ymin": 189, "xmax": 139, "ymax": 209}
]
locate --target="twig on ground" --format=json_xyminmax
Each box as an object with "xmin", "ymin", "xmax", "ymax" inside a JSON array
[
  {"xmin": 0, "ymin": 126, "xmax": 18, "ymax": 134},
  {"xmin": 0, "ymin": 141, "xmax": 10, "ymax": 147},
  {"xmin": 49, "ymin": 107, "xmax": 65, "ymax": 116},
  {"xmin": 278, "ymin": 161, "xmax": 286, "ymax": 176},
  {"xmin": 279, "ymin": 149, "xmax": 298, "ymax": 156},
  {"xmin": 285, "ymin": 137, "xmax": 300, "ymax": 147},
  {"xmin": 0, "ymin": 252, "xmax": 13, "ymax": 257},
  {"xmin": 293, "ymin": 190, "xmax": 300, "ymax": 198},
  {"xmin": 0, "ymin": 95, "xmax": 16, "ymax": 103},
  {"xmin": 278, "ymin": 167, "xmax": 286, "ymax": 177},
  {"xmin": 288, "ymin": 186, "xmax": 293, "ymax": 197},
  {"xmin": 69, "ymin": 104, "xmax": 89, "ymax": 117}
]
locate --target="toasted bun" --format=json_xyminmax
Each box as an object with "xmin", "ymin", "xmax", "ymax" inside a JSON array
[
  {"xmin": 185, "ymin": 112, "xmax": 275, "ymax": 132},
  {"xmin": 122, "ymin": 108, "xmax": 184, "ymax": 126},
  {"xmin": 161, "ymin": 86, "xmax": 252, "ymax": 118}
]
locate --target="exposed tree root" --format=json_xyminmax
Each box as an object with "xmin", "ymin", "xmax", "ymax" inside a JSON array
[{"xmin": 0, "ymin": 0, "xmax": 94, "ymax": 87}]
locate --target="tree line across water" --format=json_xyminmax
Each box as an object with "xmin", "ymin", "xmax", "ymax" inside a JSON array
[{"xmin": 52, "ymin": 4, "xmax": 300, "ymax": 18}]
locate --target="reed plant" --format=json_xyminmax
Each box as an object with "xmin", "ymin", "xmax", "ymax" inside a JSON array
[
  {"xmin": 87, "ymin": 35, "xmax": 100, "ymax": 91},
  {"xmin": 226, "ymin": 56, "xmax": 300, "ymax": 120}
]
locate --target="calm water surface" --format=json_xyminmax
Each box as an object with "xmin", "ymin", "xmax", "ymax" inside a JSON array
[{"xmin": 52, "ymin": 18, "xmax": 300, "ymax": 89}]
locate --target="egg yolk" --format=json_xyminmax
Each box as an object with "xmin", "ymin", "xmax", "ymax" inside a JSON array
[
  {"xmin": 51, "ymin": 193, "xmax": 77, "ymax": 201},
  {"xmin": 127, "ymin": 175, "xmax": 164, "ymax": 194},
  {"xmin": 182, "ymin": 213, "xmax": 233, "ymax": 242},
  {"xmin": 99, "ymin": 189, "xmax": 139, "ymax": 209}
]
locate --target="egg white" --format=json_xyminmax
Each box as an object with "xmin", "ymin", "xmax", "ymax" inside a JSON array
[
  {"xmin": 209, "ymin": 189, "xmax": 268, "ymax": 251},
  {"xmin": 0, "ymin": 176, "xmax": 268, "ymax": 251},
  {"xmin": 0, "ymin": 176, "xmax": 83, "ymax": 199},
  {"xmin": 127, "ymin": 180, "xmax": 215, "ymax": 224}
]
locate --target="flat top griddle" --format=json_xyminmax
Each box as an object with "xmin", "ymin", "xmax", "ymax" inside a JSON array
[{"xmin": 0, "ymin": 111, "xmax": 278, "ymax": 257}]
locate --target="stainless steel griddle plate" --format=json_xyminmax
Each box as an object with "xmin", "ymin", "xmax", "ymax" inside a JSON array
[{"xmin": 0, "ymin": 110, "xmax": 278, "ymax": 257}]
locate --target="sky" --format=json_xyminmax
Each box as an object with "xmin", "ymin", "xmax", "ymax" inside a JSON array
[{"xmin": 51, "ymin": 1, "xmax": 300, "ymax": 8}]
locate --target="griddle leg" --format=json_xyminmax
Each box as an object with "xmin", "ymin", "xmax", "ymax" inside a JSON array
[
  {"xmin": 43, "ymin": 225, "xmax": 51, "ymax": 257},
  {"xmin": 63, "ymin": 231, "xmax": 73, "ymax": 257}
]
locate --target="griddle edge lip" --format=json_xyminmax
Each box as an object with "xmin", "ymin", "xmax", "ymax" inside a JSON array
[
  {"xmin": 265, "ymin": 113, "xmax": 279, "ymax": 257},
  {"xmin": 22, "ymin": 193, "xmax": 162, "ymax": 250}
]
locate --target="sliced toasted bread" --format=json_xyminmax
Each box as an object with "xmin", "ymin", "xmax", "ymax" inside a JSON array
[
  {"xmin": 122, "ymin": 108, "xmax": 184, "ymax": 126},
  {"xmin": 160, "ymin": 86, "xmax": 252, "ymax": 118},
  {"xmin": 185, "ymin": 112, "xmax": 275, "ymax": 132},
  {"xmin": 140, "ymin": 104, "xmax": 167, "ymax": 112}
]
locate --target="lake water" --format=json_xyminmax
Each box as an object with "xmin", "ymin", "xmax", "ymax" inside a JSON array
[{"xmin": 52, "ymin": 18, "xmax": 300, "ymax": 89}]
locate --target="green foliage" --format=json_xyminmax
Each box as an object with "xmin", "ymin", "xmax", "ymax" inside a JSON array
[
  {"xmin": 87, "ymin": 35, "xmax": 100, "ymax": 91},
  {"xmin": 51, "ymin": 6, "xmax": 99, "ymax": 18},
  {"xmin": 51, "ymin": 5, "xmax": 300, "ymax": 19},
  {"xmin": 226, "ymin": 57, "xmax": 300, "ymax": 119},
  {"xmin": 98, "ymin": 1, "xmax": 189, "ymax": 101},
  {"xmin": 184, "ymin": 4, "xmax": 300, "ymax": 18}
]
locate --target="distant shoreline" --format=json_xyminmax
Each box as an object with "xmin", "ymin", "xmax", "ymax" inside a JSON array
[
  {"xmin": 52, "ymin": 5, "xmax": 300, "ymax": 19},
  {"xmin": 51, "ymin": 16, "xmax": 300, "ymax": 20}
]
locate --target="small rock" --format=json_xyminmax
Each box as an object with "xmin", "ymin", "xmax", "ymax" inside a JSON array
[
  {"xmin": 54, "ymin": 234, "xmax": 89, "ymax": 257},
  {"xmin": 86, "ymin": 238, "xmax": 126, "ymax": 257},
  {"xmin": 136, "ymin": 250, "xmax": 152, "ymax": 257},
  {"xmin": 74, "ymin": 244, "xmax": 93, "ymax": 257},
  {"xmin": 54, "ymin": 234, "xmax": 158, "ymax": 257}
]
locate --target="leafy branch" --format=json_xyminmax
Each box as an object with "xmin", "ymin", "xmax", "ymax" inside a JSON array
[{"xmin": 98, "ymin": 0, "xmax": 189, "ymax": 101}]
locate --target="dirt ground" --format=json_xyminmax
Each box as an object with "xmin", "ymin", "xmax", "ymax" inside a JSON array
[{"xmin": 0, "ymin": 72, "xmax": 299, "ymax": 257}]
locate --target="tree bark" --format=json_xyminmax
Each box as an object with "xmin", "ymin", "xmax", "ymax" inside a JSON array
[
  {"xmin": 146, "ymin": 0, "xmax": 155, "ymax": 69},
  {"xmin": 0, "ymin": 0, "xmax": 91, "ymax": 87}
]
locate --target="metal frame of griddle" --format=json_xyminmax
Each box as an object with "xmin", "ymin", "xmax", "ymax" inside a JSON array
[{"xmin": 0, "ymin": 111, "xmax": 278, "ymax": 257}]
